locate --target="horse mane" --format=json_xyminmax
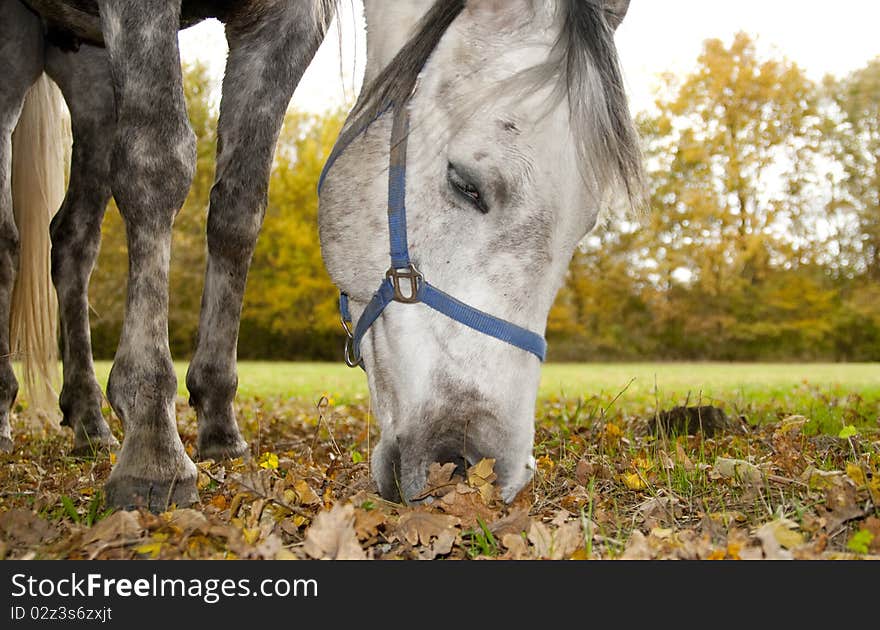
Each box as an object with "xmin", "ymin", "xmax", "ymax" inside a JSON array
[
  {"xmin": 556, "ymin": 1, "xmax": 647, "ymax": 213},
  {"xmin": 350, "ymin": 0, "xmax": 466, "ymax": 125},
  {"xmin": 350, "ymin": 0, "xmax": 646, "ymax": 214}
]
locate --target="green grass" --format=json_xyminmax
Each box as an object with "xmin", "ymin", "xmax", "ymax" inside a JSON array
[
  {"xmin": 83, "ymin": 361, "xmax": 880, "ymax": 432},
  {"xmin": 86, "ymin": 360, "xmax": 880, "ymax": 400}
]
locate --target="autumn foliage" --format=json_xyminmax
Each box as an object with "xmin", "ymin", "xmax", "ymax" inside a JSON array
[{"xmin": 87, "ymin": 34, "xmax": 880, "ymax": 361}]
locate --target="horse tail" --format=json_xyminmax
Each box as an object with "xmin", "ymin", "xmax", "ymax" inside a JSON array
[{"xmin": 9, "ymin": 73, "xmax": 67, "ymax": 420}]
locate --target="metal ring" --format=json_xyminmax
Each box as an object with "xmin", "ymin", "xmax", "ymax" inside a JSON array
[{"xmin": 344, "ymin": 336, "xmax": 362, "ymax": 369}]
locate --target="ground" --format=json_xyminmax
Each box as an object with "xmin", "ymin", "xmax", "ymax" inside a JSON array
[{"xmin": 1, "ymin": 362, "xmax": 878, "ymax": 560}]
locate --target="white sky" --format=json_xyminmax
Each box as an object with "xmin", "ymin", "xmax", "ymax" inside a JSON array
[{"xmin": 178, "ymin": 0, "xmax": 880, "ymax": 115}]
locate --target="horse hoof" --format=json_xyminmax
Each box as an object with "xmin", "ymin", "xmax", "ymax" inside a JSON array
[
  {"xmin": 71, "ymin": 433, "xmax": 120, "ymax": 458},
  {"xmin": 0, "ymin": 436, "xmax": 13, "ymax": 454},
  {"xmin": 197, "ymin": 436, "xmax": 249, "ymax": 462},
  {"xmin": 105, "ymin": 472, "xmax": 198, "ymax": 512}
]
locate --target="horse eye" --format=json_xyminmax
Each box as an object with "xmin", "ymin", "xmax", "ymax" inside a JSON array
[{"xmin": 447, "ymin": 163, "xmax": 489, "ymax": 214}]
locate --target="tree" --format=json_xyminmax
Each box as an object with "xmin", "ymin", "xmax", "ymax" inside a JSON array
[{"xmin": 241, "ymin": 108, "xmax": 347, "ymax": 359}]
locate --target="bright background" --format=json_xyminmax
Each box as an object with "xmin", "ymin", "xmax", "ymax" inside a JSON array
[{"xmin": 177, "ymin": 0, "xmax": 880, "ymax": 115}]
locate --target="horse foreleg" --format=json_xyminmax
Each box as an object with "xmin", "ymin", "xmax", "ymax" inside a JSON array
[
  {"xmin": 97, "ymin": 0, "xmax": 198, "ymax": 510},
  {"xmin": 186, "ymin": 3, "xmax": 333, "ymax": 460},
  {"xmin": 0, "ymin": 0, "xmax": 43, "ymax": 452},
  {"xmin": 45, "ymin": 44, "xmax": 118, "ymax": 456}
]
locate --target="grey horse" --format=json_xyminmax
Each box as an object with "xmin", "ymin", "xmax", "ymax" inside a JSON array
[
  {"xmin": 2, "ymin": 0, "xmax": 335, "ymax": 510},
  {"xmin": 2, "ymin": 0, "xmax": 643, "ymax": 510}
]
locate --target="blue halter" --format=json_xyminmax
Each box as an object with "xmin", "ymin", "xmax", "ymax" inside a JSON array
[{"xmin": 318, "ymin": 103, "xmax": 547, "ymax": 369}]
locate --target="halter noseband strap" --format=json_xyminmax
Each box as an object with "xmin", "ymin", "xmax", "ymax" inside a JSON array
[{"xmin": 322, "ymin": 104, "xmax": 548, "ymax": 369}]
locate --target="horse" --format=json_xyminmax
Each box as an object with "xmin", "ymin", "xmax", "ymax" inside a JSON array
[
  {"xmin": 2, "ymin": 0, "xmax": 644, "ymax": 510},
  {"xmin": 2, "ymin": 0, "xmax": 336, "ymax": 510},
  {"xmin": 320, "ymin": 0, "xmax": 644, "ymax": 502}
]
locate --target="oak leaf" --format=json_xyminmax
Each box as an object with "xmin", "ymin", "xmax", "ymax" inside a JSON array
[
  {"xmin": 467, "ymin": 458, "xmax": 498, "ymax": 503},
  {"xmin": 528, "ymin": 519, "xmax": 582, "ymax": 560},
  {"xmin": 417, "ymin": 462, "xmax": 462, "ymax": 499},
  {"xmin": 303, "ymin": 503, "xmax": 366, "ymax": 560},
  {"xmin": 419, "ymin": 529, "xmax": 457, "ymax": 560},
  {"xmin": 713, "ymin": 457, "xmax": 763, "ymax": 485},
  {"xmin": 83, "ymin": 510, "xmax": 143, "ymax": 547},
  {"xmin": 396, "ymin": 511, "xmax": 459, "ymax": 547},
  {"xmin": 354, "ymin": 508, "xmax": 387, "ymax": 541}
]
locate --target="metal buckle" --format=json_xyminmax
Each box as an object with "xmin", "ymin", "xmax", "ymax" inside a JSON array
[
  {"xmin": 340, "ymin": 314, "xmax": 362, "ymax": 368},
  {"xmin": 386, "ymin": 264, "xmax": 423, "ymax": 304},
  {"xmin": 344, "ymin": 335, "xmax": 362, "ymax": 369}
]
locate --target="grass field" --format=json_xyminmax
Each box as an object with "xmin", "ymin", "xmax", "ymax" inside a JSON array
[
  {"xmin": 4, "ymin": 361, "xmax": 878, "ymax": 560},
  {"xmin": 85, "ymin": 361, "xmax": 880, "ymax": 432}
]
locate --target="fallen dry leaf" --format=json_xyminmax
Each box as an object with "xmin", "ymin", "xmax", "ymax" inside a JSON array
[
  {"xmin": 167, "ymin": 508, "xmax": 209, "ymax": 534},
  {"xmin": 620, "ymin": 472, "xmax": 647, "ymax": 491},
  {"xmin": 294, "ymin": 479, "xmax": 321, "ymax": 506},
  {"xmin": 861, "ymin": 517, "xmax": 880, "ymax": 554},
  {"xmin": 574, "ymin": 458, "xmax": 595, "ymax": 485},
  {"xmin": 489, "ymin": 509, "xmax": 531, "ymax": 539},
  {"xmin": 845, "ymin": 463, "xmax": 867, "ymax": 488},
  {"xmin": 501, "ymin": 532, "xmax": 529, "ymax": 559},
  {"xmin": 437, "ymin": 485, "xmax": 497, "ymax": 527},
  {"xmin": 303, "ymin": 503, "xmax": 366, "ymax": 560},
  {"xmin": 83, "ymin": 510, "xmax": 144, "ymax": 547},
  {"xmin": 638, "ymin": 496, "xmax": 681, "ymax": 529},
  {"xmin": 415, "ymin": 462, "xmax": 462, "ymax": 499},
  {"xmin": 528, "ymin": 519, "xmax": 583, "ymax": 560},
  {"xmin": 713, "ymin": 457, "xmax": 763, "ymax": 485},
  {"xmin": 467, "ymin": 458, "xmax": 498, "ymax": 503},
  {"xmin": 621, "ymin": 530, "xmax": 652, "ymax": 560},
  {"xmin": 822, "ymin": 479, "xmax": 865, "ymax": 532},
  {"xmin": 756, "ymin": 518, "xmax": 804, "ymax": 560},
  {"xmin": 675, "ymin": 442, "xmax": 695, "ymax": 472},
  {"xmin": 419, "ymin": 529, "xmax": 457, "ymax": 560},
  {"xmin": 802, "ymin": 467, "xmax": 844, "ymax": 490},
  {"xmin": 354, "ymin": 508, "xmax": 387, "ymax": 541},
  {"xmin": 396, "ymin": 511, "xmax": 459, "ymax": 547},
  {"xmin": 0, "ymin": 509, "xmax": 57, "ymax": 546}
]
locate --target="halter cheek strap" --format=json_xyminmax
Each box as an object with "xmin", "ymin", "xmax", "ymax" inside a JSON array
[{"xmin": 321, "ymin": 105, "xmax": 547, "ymax": 369}]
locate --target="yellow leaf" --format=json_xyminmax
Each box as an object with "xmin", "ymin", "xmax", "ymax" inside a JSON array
[
  {"xmin": 726, "ymin": 543, "xmax": 742, "ymax": 560},
  {"xmin": 650, "ymin": 527, "xmax": 673, "ymax": 539},
  {"xmin": 210, "ymin": 495, "xmax": 227, "ymax": 510},
  {"xmin": 767, "ymin": 519, "xmax": 804, "ymax": 550},
  {"xmin": 135, "ymin": 541, "xmax": 163, "ymax": 559},
  {"xmin": 570, "ymin": 548, "xmax": 591, "ymax": 560},
  {"xmin": 468, "ymin": 458, "xmax": 496, "ymax": 482},
  {"xmin": 109, "ymin": 452, "xmax": 117, "ymax": 466},
  {"xmin": 467, "ymin": 458, "xmax": 497, "ymax": 503},
  {"xmin": 621, "ymin": 472, "xmax": 647, "ymax": 491},
  {"xmin": 242, "ymin": 528, "xmax": 260, "ymax": 545},
  {"xmin": 293, "ymin": 515, "xmax": 309, "ymax": 528},
  {"xmin": 803, "ymin": 467, "xmax": 844, "ymax": 490},
  {"xmin": 197, "ymin": 470, "xmax": 212, "ymax": 490},
  {"xmin": 846, "ymin": 463, "xmax": 866, "ymax": 488},
  {"xmin": 633, "ymin": 456, "xmax": 653, "ymax": 471},
  {"xmin": 258, "ymin": 452, "xmax": 279, "ymax": 470},
  {"xmin": 294, "ymin": 480, "xmax": 320, "ymax": 505},
  {"xmin": 536, "ymin": 455, "xmax": 555, "ymax": 474},
  {"xmin": 604, "ymin": 423, "xmax": 623, "ymax": 442}
]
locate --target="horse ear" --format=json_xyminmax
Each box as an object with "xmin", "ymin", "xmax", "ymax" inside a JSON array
[{"xmin": 594, "ymin": 0, "xmax": 631, "ymax": 30}]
